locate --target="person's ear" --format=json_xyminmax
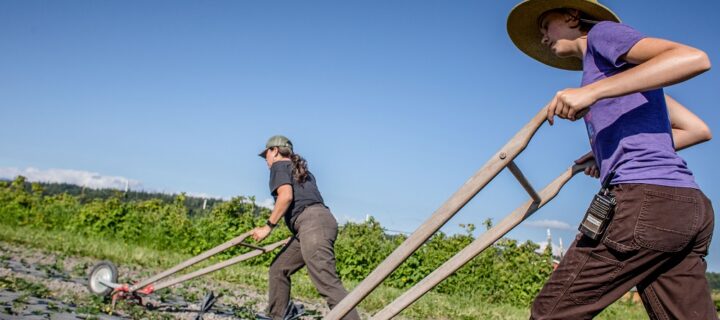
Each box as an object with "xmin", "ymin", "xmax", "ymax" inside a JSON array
[
  {"xmin": 565, "ymin": 9, "xmax": 580, "ymax": 21},
  {"xmin": 565, "ymin": 9, "xmax": 581, "ymax": 28}
]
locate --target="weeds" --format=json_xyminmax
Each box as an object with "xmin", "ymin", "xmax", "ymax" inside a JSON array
[
  {"xmin": 72, "ymin": 261, "xmax": 91, "ymax": 277},
  {"xmin": 0, "ymin": 275, "xmax": 51, "ymax": 298}
]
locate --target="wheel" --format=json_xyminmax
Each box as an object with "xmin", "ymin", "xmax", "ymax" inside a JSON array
[{"xmin": 87, "ymin": 261, "xmax": 118, "ymax": 296}]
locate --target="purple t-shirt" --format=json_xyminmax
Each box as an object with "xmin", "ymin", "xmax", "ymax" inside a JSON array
[{"xmin": 581, "ymin": 21, "xmax": 697, "ymax": 188}]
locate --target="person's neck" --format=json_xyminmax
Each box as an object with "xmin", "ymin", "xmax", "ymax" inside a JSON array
[{"xmin": 574, "ymin": 35, "xmax": 588, "ymax": 59}]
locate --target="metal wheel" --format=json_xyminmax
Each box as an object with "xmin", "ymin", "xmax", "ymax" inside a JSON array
[{"xmin": 87, "ymin": 261, "xmax": 118, "ymax": 296}]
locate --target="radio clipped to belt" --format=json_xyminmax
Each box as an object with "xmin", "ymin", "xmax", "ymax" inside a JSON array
[{"xmin": 579, "ymin": 171, "xmax": 616, "ymax": 240}]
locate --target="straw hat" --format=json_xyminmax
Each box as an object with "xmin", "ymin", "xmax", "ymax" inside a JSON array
[{"xmin": 507, "ymin": 0, "xmax": 620, "ymax": 70}]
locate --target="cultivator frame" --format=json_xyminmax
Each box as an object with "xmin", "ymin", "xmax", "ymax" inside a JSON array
[
  {"xmin": 87, "ymin": 230, "xmax": 289, "ymax": 309},
  {"xmin": 326, "ymin": 107, "xmax": 592, "ymax": 319}
]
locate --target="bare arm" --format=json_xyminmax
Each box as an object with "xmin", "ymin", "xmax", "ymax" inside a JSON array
[
  {"xmin": 666, "ymin": 94, "xmax": 712, "ymax": 150},
  {"xmin": 585, "ymin": 38, "xmax": 711, "ymax": 104},
  {"xmin": 269, "ymin": 185, "xmax": 293, "ymax": 225},
  {"xmin": 251, "ymin": 184, "xmax": 293, "ymax": 241},
  {"xmin": 548, "ymin": 38, "xmax": 711, "ymax": 123}
]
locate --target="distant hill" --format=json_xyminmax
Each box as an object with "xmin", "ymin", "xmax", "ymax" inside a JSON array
[{"xmin": 4, "ymin": 179, "xmax": 225, "ymax": 216}]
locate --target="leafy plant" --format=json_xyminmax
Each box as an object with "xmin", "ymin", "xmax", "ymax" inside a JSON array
[{"xmin": 1, "ymin": 175, "xmax": 558, "ymax": 307}]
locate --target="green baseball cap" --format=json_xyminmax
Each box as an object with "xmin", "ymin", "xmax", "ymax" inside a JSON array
[{"xmin": 258, "ymin": 135, "xmax": 293, "ymax": 158}]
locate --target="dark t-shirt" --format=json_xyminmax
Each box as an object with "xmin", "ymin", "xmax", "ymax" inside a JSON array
[{"xmin": 269, "ymin": 160, "xmax": 325, "ymax": 232}]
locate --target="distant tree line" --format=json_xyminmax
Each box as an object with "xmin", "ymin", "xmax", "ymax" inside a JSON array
[{"xmin": 0, "ymin": 179, "xmax": 226, "ymax": 217}]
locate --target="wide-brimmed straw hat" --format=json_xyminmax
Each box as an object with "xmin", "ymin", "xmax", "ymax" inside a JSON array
[{"xmin": 507, "ymin": 0, "xmax": 620, "ymax": 70}]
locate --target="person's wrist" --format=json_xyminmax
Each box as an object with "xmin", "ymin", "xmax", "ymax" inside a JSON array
[
  {"xmin": 266, "ymin": 219, "xmax": 277, "ymax": 229},
  {"xmin": 585, "ymin": 82, "xmax": 605, "ymax": 102}
]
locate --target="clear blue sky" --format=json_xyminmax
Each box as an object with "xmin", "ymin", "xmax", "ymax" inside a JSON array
[{"xmin": 1, "ymin": 1, "xmax": 719, "ymax": 270}]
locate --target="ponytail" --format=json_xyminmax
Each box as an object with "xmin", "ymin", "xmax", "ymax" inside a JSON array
[
  {"xmin": 277, "ymin": 146, "xmax": 309, "ymax": 183},
  {"xmin": 290, "ymin": 154, "xmax": 309, "ymax": 183}
]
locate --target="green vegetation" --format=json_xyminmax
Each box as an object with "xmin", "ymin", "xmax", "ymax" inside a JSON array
[
  {"xmin": 3, "ymin": 178, "xmax": 224, "ymax": 216},
  {"xmin": 0, "ymin": 176, "xmax": 652, "ymax": 318},
  {"xmin": 707, "ymin": 272, "xmax": 720, "ymax": 290},
  {"xmin": 0, "ymin": 275, "xmax": 51, "ymax": 298}
]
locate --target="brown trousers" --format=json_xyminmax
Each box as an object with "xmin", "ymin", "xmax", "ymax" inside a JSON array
[
  {"xmin": 532, "ymin": 184, "xmax": 717, "ymax": 320},
  {"xmin": 267, "ymin": 204, "xmax": 360, "ymax": 320}
]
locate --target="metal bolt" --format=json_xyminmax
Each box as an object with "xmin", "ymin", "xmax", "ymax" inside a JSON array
[{"xmin": 499, "ymin": 152, "xmax": 507, "ymax": 160}]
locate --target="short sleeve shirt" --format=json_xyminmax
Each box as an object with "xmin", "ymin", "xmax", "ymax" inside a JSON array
[
  {"xmin": 269, "ymin": 161, "xmax": 325, "ymax": 231},
  {"xmin": 581, "ymin": 21, "xmax": 697, "ymax": 188}
]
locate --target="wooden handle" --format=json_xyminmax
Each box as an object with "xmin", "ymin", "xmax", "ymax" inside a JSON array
[
  {"xmin": 325, "ymin": 108, "xmax": 549, "ymax": 319},
  {"xmin": 371, "ymin": 163, "xmax": 587, "ymax": 319},
  {"xmin": 130, "ymin": 230, "xmax": 253, "ymax": 292}
]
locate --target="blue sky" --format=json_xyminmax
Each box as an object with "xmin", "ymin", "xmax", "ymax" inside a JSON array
[{"xmin": 1, "ymin": 1, "xmax": 719, "ymax": 270}]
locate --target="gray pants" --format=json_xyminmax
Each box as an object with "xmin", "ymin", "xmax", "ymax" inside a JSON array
[{"xmin": 267, "ymin": 204, "xmax": 360, "ymax": 320}]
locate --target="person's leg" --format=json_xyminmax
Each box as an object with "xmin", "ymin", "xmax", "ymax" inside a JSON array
[
  {"xmin": 296, "ymin": 205, "xmax": 360, "ymax": 320},
  {"xmin": 637, "ymin": 190, "xmax": 716, "ymax": 320},
  {"xmin": 267, "ymin": 237, "xmax": 305, "ymax": 320},
  {"xmin": 531, "ymin": 233, "xmax": 647, "ymax": 319},
  {"xmin": 531, "ymin": 184, "xmax": 709, "ymax": 319}
]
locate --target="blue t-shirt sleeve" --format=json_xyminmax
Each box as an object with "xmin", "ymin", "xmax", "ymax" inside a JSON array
[
  {"xmin": 269, "ymin": 164, "xmax": 293, "ymax": 195},
  {"xmin": 589, "ymin": 21, "xmax": 645, "ymax": 68}
]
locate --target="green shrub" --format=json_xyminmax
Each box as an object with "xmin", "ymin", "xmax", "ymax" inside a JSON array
[{"xmin": 0, "ymin": 175, "xmax": 555, "ymax": 307}]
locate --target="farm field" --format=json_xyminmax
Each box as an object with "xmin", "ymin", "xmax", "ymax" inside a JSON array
[{"xmin": 0, "ymin": 224, "xmax": 650, "ymax": 319}]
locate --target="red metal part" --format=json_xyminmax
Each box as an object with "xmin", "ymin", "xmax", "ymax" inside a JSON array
[
  {"xmin": 111, "ymin": 283, "xmax": 130, "ymax": 301},
  {"xmin": 110, "ymin": 284, "xmax": 129, "ymax": 312},
  {"xmin": 137, "ymin": 284, "xmax": 154, "ymax": 295},
  {"xmin": 109, "ymin": 283, "xmax": 147, "ymax": 313}
]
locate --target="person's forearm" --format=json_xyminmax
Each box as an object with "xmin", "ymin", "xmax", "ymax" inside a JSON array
[
  {"xmin": 673, "ymin": 128, "xmax": 694, "ymax": 151},
  {"xmin": 269, "ymin": 195, "xmax": 291, "ymax": 225},
  {"xmin": 586, "ymin": 47, "xmax": 710, "ymax": 101},
  {"xmin": 665, "ymin": 95, "xmax": 712, "ymax": 151},
  {"xmin": 672, "ymin": 128, "xmax": 712, "ymax": 151}
]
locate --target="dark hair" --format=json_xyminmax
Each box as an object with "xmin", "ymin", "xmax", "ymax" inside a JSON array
[
  {"xmin": 539, "ymin": 8, "xmax": 598, "ymax": 33},
  {"xmin": 276, "ymin": 146, "xmax": 309, "ymax": 183}
]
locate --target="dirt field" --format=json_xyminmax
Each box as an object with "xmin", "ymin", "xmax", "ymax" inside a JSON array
[{"xmin": 0, "ymin": 241, "xmax": 325, "ymax": 319}]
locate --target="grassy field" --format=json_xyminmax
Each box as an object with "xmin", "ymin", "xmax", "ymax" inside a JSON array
[{"xmin": 0, "ymin": 223, "xmax": 651, "ymax": 319}]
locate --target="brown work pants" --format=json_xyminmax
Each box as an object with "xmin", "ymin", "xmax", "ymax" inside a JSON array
[
  {"xmin": 531, "ymin": 183, "xmax": 717, "ymax": 320},
  {"xmin": 267, "ymin": 204, "xmax": 360, "ymax": 320}
]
